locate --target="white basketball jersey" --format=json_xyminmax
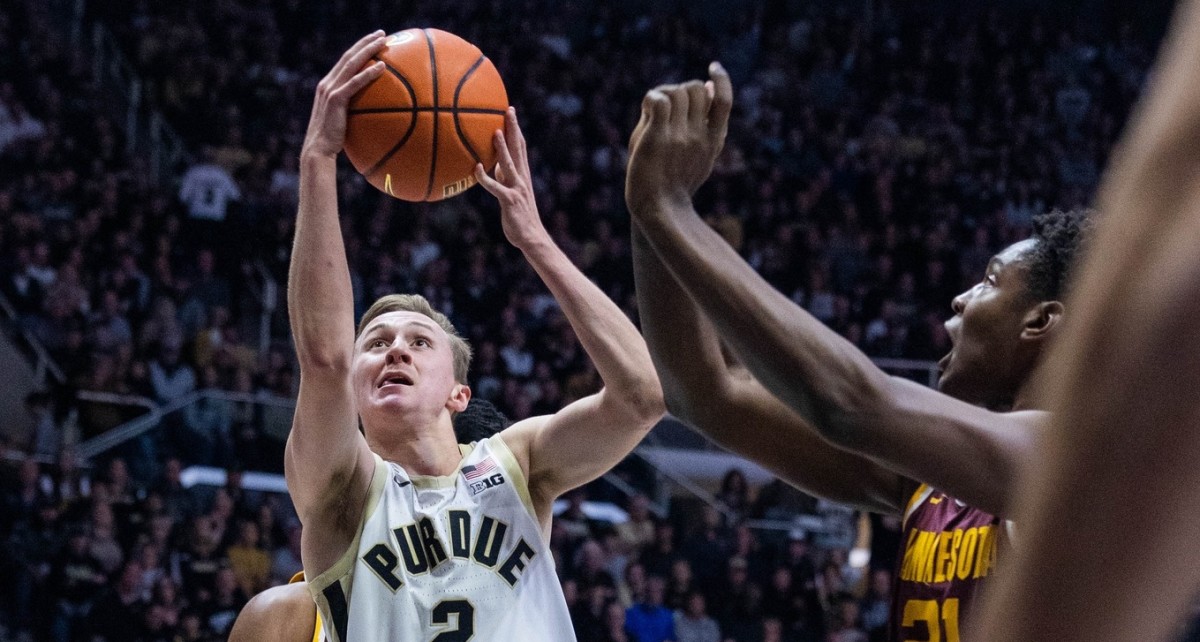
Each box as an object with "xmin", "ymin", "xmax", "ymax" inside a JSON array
[{"xmin": 308, "ymin": 434, "xmax": 576, "ymax": 642}]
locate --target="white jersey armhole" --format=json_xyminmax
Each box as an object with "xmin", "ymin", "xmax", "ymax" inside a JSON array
[
  {"xmin": 307, "ymin": 452, "xmax": 389, "ymax": 629},
  {"xmin": 489, "ymin": 433, "xmax": 538, "ymax": 524}
]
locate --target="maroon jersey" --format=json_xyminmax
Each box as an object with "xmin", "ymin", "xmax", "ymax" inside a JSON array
[{"xmin": 890, "ymin": 485, "xmax": 1007, "ymax": 642}]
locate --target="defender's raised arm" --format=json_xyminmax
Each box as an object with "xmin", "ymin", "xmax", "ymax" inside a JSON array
[{"xmin": 626, "ymin": 64, "xmax": 1036, "ymax": 516}]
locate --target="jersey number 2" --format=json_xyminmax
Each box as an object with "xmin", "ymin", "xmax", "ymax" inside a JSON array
[
  {"xmin": 902, "ymin": 598, "xmax": 960, "ymax": 642},
  {"xmin": 431, "ymin": 599, "xmax": 475, "ymax": 642}
]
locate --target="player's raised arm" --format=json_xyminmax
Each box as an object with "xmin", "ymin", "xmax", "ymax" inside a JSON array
[
  {"xmin": 474, "ymin": 109, "xmax": 665, "ymax": 527},
  {"xmin": 974, "ymin": 0, "xmax": 1200, "ymax": 639},
  {"xmin": 285, "ymin": 32, "xmax": 387, "ymax": 574},
  {"xmin": 632, "ymin": 224, "xmax": 908, "ymax": 514},
  {"xmin": 626, "ymin": 65, "xmax": 1034, "ymax": 516}
]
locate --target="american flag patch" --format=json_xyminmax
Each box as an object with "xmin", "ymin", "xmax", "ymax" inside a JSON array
[{"xmin": 462, "ymin": 457, "xmax": 498, "ymax": 481}]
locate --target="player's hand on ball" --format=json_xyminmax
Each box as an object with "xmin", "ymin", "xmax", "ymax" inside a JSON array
[
  {"xmin": 475, "ymin": 108, "xmax": 550, "ymax": 250},
  {"xmin": 302, "ymin": 31, "xmax": 388, "ymax": 159},
  {"xmin": 626, "ymin": 62, "xmax": 733, "ymax": 216}
]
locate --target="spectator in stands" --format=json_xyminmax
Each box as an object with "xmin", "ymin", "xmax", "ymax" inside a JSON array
[
  {"xmin": 826, "ymin": 594, "xmax": 869, "ymax": 642},
  {"xmin": 268, "ymin": 520, "xmax": 303, "ymax": 586},
  {"xmin": 149, "ymin": 336, "xmax": 197, "ymax": 405},
  {"xmin": 717, "ymin": 468, "xmax": 751, "ymax": 520},
  {"xmin": 88, "ymin": 558, "xmax": 146, "ymax": 641},
  {"xmin": 639, "ymin": 520, "xmax": 680, "ymax": 578},
  {"xmin": 713, "ymin": 556, "xmax": 762, "ymax": 642},
  {"xmin": 664, "ymin": 558, "xmax": 694, "ymax": 610},
  {"xmin": 596, "ymin": 600, "xmax": 630, "ymax": 642},
  {"xmin": 203, "ymin": 565, "xmax": 247, "ymax": 636},
  {"xmin": 615, "ymin": 493, "xmax": 656, "ymax": 555},
  {"xmin": 859, "ymin": 569, "xmax": 891, "ymax": 642},
  {"xmin": 674, "ymin": 591, "xmax": 720, "ymax": 642},
  {"xmin": 178, "ymin": 147, "xmax": 241, "ymax": 238},
  {"xmin": 626, "ymin": 574, "xmax": 674, "ymax": 642},
  {"xmin": 47, "ymin": 525, "xmax": 106, "ymax": 642},
  {"xmin": 226, "ymin": 518, "xmax": 270, "ymax": 598}
]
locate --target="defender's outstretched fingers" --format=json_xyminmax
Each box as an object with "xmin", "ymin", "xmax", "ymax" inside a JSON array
[
  {"xmin": 667, "ymin": 85, "xmax": 691, "ymax": 132},
  {"xmin": 685, "ymin": 80, "xmax": 710, "ymax": 126},
  {"xmin": 707, "ymin": 62, "xmax": 733, "ymax": 137},
  {"xmin": 643, "ymin": 88, "xmax": 672, "ymax": 126}
]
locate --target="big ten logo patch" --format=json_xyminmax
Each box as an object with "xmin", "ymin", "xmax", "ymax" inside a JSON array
[
  {"xmin": 470, "ymin": 473, "xmax": 505, "ymax": 495},
  {"xmin": 462, "ymin": 456, "xmax": 505, "ymax": 495}
]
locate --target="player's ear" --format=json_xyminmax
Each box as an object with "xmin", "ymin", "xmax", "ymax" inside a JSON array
[
  {"xmin": 447, "ymin": 383, "xmax": 472, "ymax": 414},
  {"xmin": 1021, "ymin": 300, "xmax": 1064, "ymax": 340}
]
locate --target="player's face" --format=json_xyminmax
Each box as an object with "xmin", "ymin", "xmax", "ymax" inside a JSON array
[
  {"xmin": 353, "ymin": 311, "xmax": 467, "ymax": 426},
  {"xmin": 939, "ymin": 239, "xmax": 1040, "ymax": 407}
]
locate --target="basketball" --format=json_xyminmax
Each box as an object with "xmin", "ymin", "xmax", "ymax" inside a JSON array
[{"xmin": 343, "ymin": 29, "xmax": 508, "ymax": 202}]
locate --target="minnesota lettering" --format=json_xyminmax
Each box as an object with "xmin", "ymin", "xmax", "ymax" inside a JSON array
[
  {"xmin": 899, "ymin": 524, "xmax": 999, "ymax": 583},
  {"xmin": 361, "ymin": 510, "xmax": 536, "ymax": 591}
]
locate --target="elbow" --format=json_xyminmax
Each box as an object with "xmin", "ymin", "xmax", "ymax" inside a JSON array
[
  {"xmin": 627, "ymin": 378, "xmax": 667, "ymax": 428},
  {"xmin": 608, "ymin": 378, "xmax": 667, "ymax": 431}
]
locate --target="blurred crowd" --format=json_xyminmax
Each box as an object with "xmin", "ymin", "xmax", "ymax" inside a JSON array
[{"xmin": 0, "ymin": 0, "xmax": 1162, "ymax": 639}]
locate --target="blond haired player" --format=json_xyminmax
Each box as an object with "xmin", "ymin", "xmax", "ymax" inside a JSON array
[
  {"xmin": 229, "ymin": 403, "xmax": 511, "ymax": 642},
  {"xmin": 288, "ymin": 32, "xmax": 662, "ymax": 642}
]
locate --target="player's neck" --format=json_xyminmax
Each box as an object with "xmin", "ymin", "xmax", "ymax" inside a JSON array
[
  {"xmin": 367, "ymin": 414, "xmax": 462, "ymax": 476},
  {"xmin": 1010, "ymin": 377, "xmax": 1046, "ymax": 412}
]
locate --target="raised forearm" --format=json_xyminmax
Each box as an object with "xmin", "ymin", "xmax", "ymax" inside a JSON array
[
  {"xmin": 632, "ymin": 196, "xmax": 890, "ymax": 446},
  {"xmin": 631, "ymin": 224, "xmax": 726, "ymax": 419},
  {"xmin": 520, "ymin": 236, "xmax": 662, "ymax": 419},
  {"xmin": 287, "ymin": 152, "xmax": 356, "ymax": 366}
]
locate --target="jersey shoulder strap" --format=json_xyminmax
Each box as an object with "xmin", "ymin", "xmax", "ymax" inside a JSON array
[{"xmin": 903, "ymin": 483, "xmax": 935, "ymax": 529}]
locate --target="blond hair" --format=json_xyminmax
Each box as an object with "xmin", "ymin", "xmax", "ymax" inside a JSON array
[{"xmin": 356, "ymin": 294, "xmax": 472, "ymax": 383}]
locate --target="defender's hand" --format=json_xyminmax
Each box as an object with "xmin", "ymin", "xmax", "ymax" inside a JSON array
[
  {"xmin": 626, "ymin": 62, "xmax": 733, "ymax": 216},
  {"xmin": 476, "ymin": 108, "xmax": 550, "ymax": 251},
  {"xmin": 302, "ymin": 31, "xmax": 388, "ymax": 159}
]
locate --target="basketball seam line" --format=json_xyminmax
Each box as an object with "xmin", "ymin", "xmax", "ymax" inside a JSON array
[
  {"xmin": 454, "ymin": 55, "xmax": 489, "ymax": 166},
  {"xmin": 422, "ymin": 28, "xmax": 439, "ymax": 202},
  {"xmin": 350, "ymin": 107, "xmax": 506, "ymax": 115},
  {"xmin": 364, "ymin": 55, "xmax": 420, "ymax": 180}
]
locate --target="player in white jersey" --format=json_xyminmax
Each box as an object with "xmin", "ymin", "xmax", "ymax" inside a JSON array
[
  {"xmin": 288, "ymin": 33, "xmax": 664, "ymax": 642},
  {"xmin": 229, "ymin": 402, "xmax": 511, "ymax": 642}
]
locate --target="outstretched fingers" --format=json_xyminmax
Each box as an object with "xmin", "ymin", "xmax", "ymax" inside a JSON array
[
  {"xmin": 505, "ymin": 107, "xmax": 529, "ymax": 172},
  {"xmin": 492, "ymin": 129, "xmax": 521, "ymax": 187},
  {"xmin": 331, "ymin": 61, "xmax": 386, "ymax": 104},
  {"xmin": 707, "ymin": 62, "xmax": 733, "ymax": 139},
  {"xmin": 474, "ymin": 162, "xmax": 506, "ymax": 198},
  {"xmin": 329, "ymin": 31, "xmax": 387, "ymax": 85}
]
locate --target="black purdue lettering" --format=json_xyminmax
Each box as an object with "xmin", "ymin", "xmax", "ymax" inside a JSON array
[
  {"xmin": 498, "ymin": 539, "xmax": 537, "ymax": 586},
  {"xmin": 418, "ymin": 517, "xmax": 448, "ymax": 569},
  {"xmin": 449, "ymin": 511, "xmax": 472, "ymax": 559},
  {"xmin": 473, "ymin": 516, "xmax": 508, "ymax": 567},
  {"xmin": 362, "ymin": 543, "xmax": 403, "ymax": 591},
  {"xmin": 395, "ymin": 523, "xmax": 429, "ymax": 574}
]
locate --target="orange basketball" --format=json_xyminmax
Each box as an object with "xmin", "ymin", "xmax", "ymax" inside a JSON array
[{"xmin": 343, "ymin": 29, "xmax": 508, "ymax": 202}]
